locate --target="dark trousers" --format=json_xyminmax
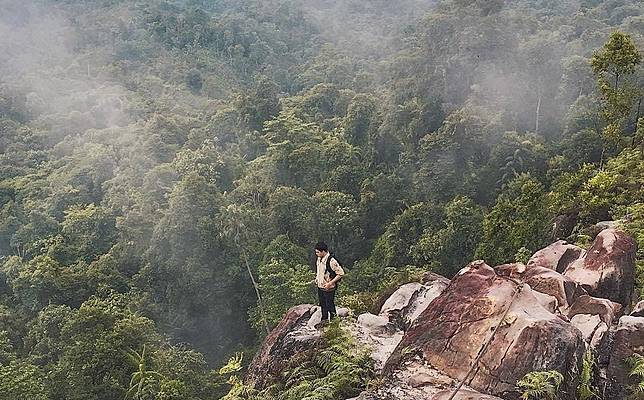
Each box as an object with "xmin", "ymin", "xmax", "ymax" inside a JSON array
[{"xmin": 318, "ymin": 288, "xmax": 337, "ymax": 321}]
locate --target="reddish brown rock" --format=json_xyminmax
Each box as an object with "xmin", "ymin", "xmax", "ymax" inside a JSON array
[
  {"xmin": 431, "ymin": 389, "xmax": 503, "ymax": 400},
  {"xmin": 527, "ymin": 240, "xmax": 585, "ymax": 273},
  {"xmin": 531, "ymin": 290, "xmax": 558, "ymax": 313},
  {"xmin": 423, "ymin": 272, "xmax": 452, "ymax": 285},
  {"xmin": 568, "ymin": 294, "xmax": 623, "ymax": 325},
  {"xmin": 563, "ymin": 229, "xmax": 636, "ymax": 306},
  {"xmin": 386, "ymin": 261, "xmax": 585, "ymax": 399},
  {"xmin": 601, "ymin": 316, "xmax": 644, "ymax": 399},
  {"xmin": 522, "ymin": 266, "xmax": 580, "ymax": 310},
  {"xmin": 494, "ymin": 263, "xmax": 526, "ymax": 278},
  {"xmin": 246, "ymin": 304, "xmax": 318, "ymax": 388}
]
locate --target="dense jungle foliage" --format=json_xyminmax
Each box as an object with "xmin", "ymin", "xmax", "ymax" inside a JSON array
[{"xmin": 0, "ymin": 0, "xmax": 642, "ymax": 398}]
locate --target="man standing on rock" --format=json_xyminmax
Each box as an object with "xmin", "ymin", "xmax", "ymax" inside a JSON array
[{"xmin": 314, "ymin": 241, "xmax": 345, "ymax": 326}]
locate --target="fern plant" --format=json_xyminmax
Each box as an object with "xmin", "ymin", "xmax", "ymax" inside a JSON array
[
  {"xmin": 627, "ymin": 353, "xmax": 644, "ymax": 396},
  {"xmin": 578, "ymin": 350, "xmax": 598, "ymax": 400},
  {"xmin": 517, "ymin": 370, "xmax": 564, "ymax": 400}
]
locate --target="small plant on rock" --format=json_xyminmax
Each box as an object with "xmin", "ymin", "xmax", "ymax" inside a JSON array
[
  {"xmin": 578, "ymin": 350, "xmax": 599, "ymax": 400},
  {"xmin": 517, "ymin": 370, "xmax": 564, "ymax": 400},
  {"xmin": 627, "ymin": 353, "xmax": 644, "ymax": 396}
]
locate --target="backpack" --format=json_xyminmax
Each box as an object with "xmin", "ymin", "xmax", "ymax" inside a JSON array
[{"xmin": 325, "ymin": 253, "xmax": 341, "ymax": 282}]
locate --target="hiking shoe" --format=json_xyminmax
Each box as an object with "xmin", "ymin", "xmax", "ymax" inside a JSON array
[{"xmin": 314, "ymin": 319, "xmax": 329, "ymax": 329}]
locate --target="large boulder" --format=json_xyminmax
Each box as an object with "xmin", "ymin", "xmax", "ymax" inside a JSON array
[
  {"xmin": 599, "ymin": 316, "xmax": 644, "ymax": 399},
  {"xmin": 569, "ymin": 314, "xmax": 608, "ymax": 349},
  {"xmin": 494, "ymin": 263, "xmax": 584, "ymax": 311},
  {"xmin": 527, "ymin": 240, "xmax": 585, "ymax": 273},
  {"xmin": 245, "ymin": 304, "xmax": 319, "ymax": 388},
  {"xmin": 381, "ymin": 275, "xmax": 450, "ymax": 330},
  {"xmin": 563, "ymin": 229, "xmax": 637, "ymax": 306},
  {"xmin": 380, "ymin": 282, "xmax": 424, "ymax": 316},
  {"xmin": 358, "ymin": 313, "xmax": 395, "ymax": 335},
  {"xmin": 568, "ymin": 295, "xmax": 623, "ymax": 325},
  {"xmin": 521, "ymin": 266, "xmax": 581, "ymax": 310},
  {"xmin": 386, "ymin": 261, "xmax": 585, "ymax": 399},
  {"xmin": 353, "ymin": 357, "xmax": 491, "ymax": 400},
  {"xmin": 356, "ymin": 274, "xmax": 451, "ymax": 371}
]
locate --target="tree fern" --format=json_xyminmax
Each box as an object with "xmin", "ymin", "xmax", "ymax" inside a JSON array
[{"xmin": 517, "ymin": 370, "xmax": 564, "ymax": 400}]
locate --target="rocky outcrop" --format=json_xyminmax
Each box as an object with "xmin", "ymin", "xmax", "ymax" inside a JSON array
[
  {"xmin": 356, "ymin": 274, "xmax": 450, "ymax": 371},
  {"xmin": 245, "ymin": 304, "xmax": 319, "ymax": 388},
  {"xmin": 565, "ymin": 294, "xmax": 623, "ymax": 350},
  {"xmin": 353, "ymin": 357, "xmax": 496, "ymax": 400},
  {"xmin": 386, "ymin": 261, "xmax": 585, "ymax": 399},
  {"xmin": 563, "ymin": 229, "xmax": 637, "ymax": 306},
  {"xmin": 381, "ymin": 274, "xmax": 450, "ymax": 330},
  {"xmin": 569, "ymin": 314, "xmax": 608, "ymax": 349},
  {"xmin": 247, "ymin": 228, "xmax": 639, "ymax": 400}
]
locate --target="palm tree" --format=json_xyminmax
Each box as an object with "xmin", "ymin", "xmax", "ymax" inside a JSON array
[{"xmin": 125, "ymin": 345, "xmax": 164, "ymax": 400}]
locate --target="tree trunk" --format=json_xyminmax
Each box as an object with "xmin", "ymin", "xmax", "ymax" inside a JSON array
[
  {"xmin": 242, "ymin": 250, "xmax": 270, "ymax": 335},
  {"xmin": 535, "ymin": 88, "xmax": 542, "ymax": 135},
  {"xmin": 633, "ymin": 97, "xmax": 642, "ymax": 138}
]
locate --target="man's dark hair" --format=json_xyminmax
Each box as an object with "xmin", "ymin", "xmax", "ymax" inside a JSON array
[{"xmin": 314, "ymin": 241, "xmax": 328, "ymax": 252}]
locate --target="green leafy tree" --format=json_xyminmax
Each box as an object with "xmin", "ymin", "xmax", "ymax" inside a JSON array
[
  {"xmin": 48, "ymin": 203, "xmax": 117, "ymax": 265},
  {"xmin": 343, "ymin": 94, "xmax": 378, "ymax": 146},
  {"xmin": 267, "ymin": 186, "xmax": 316, "ymax": 246},
  {"xmin": 370, "ymin": 202, "xmax": 444, "ymax": 268},
  {"xmin": 624, "ymin": 202, "xmax": 644, "ymax": 298},
  {"xmin": 0, "ymin": 360, "xmax": 49, "ymax": 400},
  {"xmin": 476, "ymin": 174, "xmax": 551, "ymax": 266},
  {"xmin": 253, "ymin": 259, "xmax": 314, "ymax": 329},
  {"xmin": 358, "ymin": 173, "xmax": 408, "ymax": 241},
  {"xmin": 410, "ymin": 196, "xmax": 483, "ymax": 277},
  {"xmin": 578, "ymin": 148, "xmax": 644, "ymax": 222},
  {"xmin": 313, "ymin": 191, "xmax": 362, "ymax": 263},
  {"xmin": 591, "ymin": 32, "xmax": 642, "ymax": 147}
]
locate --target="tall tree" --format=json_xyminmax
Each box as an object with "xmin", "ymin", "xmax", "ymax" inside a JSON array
[{"xmin": 591, "ymin": 32, "xmax": 642, "ymax": 148}]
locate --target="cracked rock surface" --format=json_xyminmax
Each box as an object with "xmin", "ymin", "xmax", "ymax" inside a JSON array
[
  {"xmin": 385, "ymin": 261, "xmax": 585, "ymax": 399},
  {"xmin": 563, "ymin": 229, "xmax": 636, "ymax": 306}
]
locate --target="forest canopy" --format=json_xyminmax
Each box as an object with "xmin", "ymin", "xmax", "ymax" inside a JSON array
[{"xmin": 0, "ymin": 0, "xmax": 642, "ymax": 399}]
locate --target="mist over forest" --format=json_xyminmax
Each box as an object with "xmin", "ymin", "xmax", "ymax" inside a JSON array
[{"xmin": 0, "ymin": 0, "xmax": 642, "ymax": 398}]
